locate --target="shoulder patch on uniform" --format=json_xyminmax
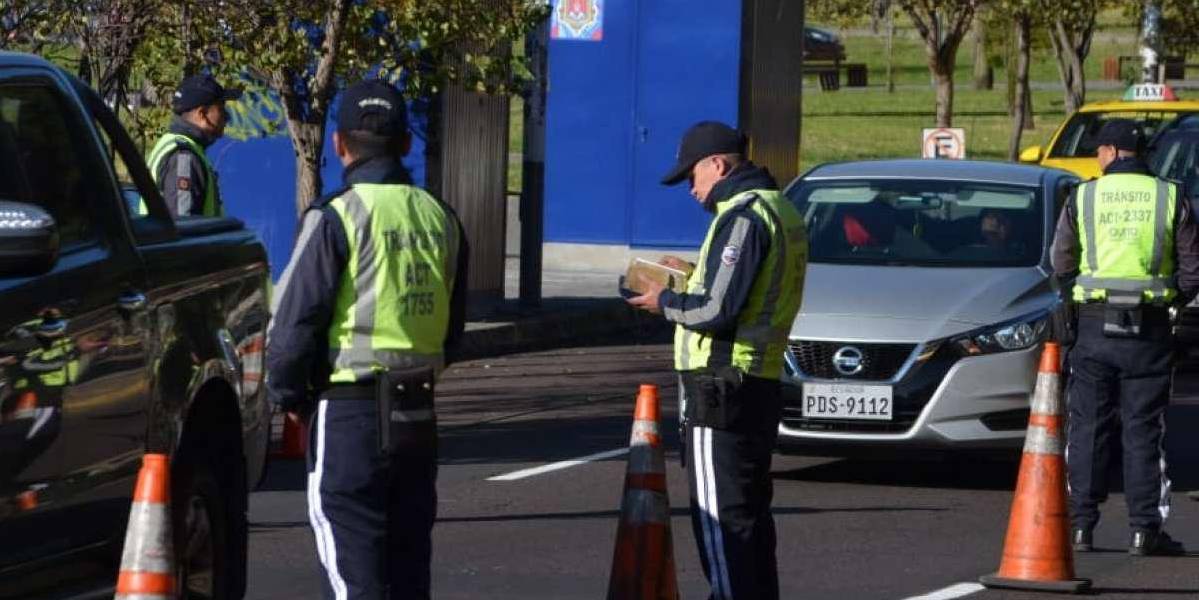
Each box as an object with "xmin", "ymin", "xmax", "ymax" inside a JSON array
[
  {"xmin": 721, "ymin": 244, "xmax": 741, "ymax": 266},
  {"xmin": 177, "ymin": 176, "xmax": 191, "ymax": 191}
]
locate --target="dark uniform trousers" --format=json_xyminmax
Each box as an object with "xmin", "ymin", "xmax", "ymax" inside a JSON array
[
  {"xmin": 681, "ymin": 369, "xmax": 782, "ymax": 600},
  {"xmin": 1067, "ymin": 306, "xmax": 1174, "ymax": 532},
  {"xmin": 306, "ymin": 392, "xmax": 437, "ymax": 600}
]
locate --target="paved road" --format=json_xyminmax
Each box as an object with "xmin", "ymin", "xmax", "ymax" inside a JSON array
[{"xmin": 246, "ymin": 338, "xmax": 1199, "ymax": 599}]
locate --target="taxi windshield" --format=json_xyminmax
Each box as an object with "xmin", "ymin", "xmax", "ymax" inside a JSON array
[
  {"xmin": 1048, "ymin": 111, "xmax": 1184, "ymax": 158},
  {"xmin": 787, "ymin": 180, "xmax": 1043, "ymax": 268}
]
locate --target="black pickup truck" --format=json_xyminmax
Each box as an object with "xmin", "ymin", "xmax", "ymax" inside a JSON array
[{"xmin": 0, "ymin": 53, "xmax": 270, "ymax": 599}]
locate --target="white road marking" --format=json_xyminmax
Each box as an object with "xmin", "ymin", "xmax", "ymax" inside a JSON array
[
  {"xmin": 487, "ymin": 447, "xmax": 630, "ymax": 481},
  {"xmin": 901, "ymin": 583, "xmax": 985, "ymax": 600}
]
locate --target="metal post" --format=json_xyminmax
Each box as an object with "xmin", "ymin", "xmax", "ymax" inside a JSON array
[
  {"xmin": 1141, "ymin": 1, "xmax": 1162, "ymax": 83},
  {"xmin": 519, "ymin": 18, "xmax": 549, "ymax": 309}
]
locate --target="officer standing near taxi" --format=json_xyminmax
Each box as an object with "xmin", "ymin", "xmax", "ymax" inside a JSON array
[
  {"xmin": 627, "ymin": 121, "xmax": 807, "ymax": 600},
  {"xmin": 146, "ymin": 73, "xmax": 241, "ymax": 217},
  {"xmin": 1052, "ymin": 118, "xmax": 1199, "ymax": 556},
  {"xmin": 266, "ymin": 79, "xmax": 468, "ymax": 599}
]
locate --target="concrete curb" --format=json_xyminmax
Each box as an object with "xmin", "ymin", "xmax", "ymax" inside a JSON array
[{"xmin": 457, "ymin": 297, "xmax": 670, "ymax": 360}]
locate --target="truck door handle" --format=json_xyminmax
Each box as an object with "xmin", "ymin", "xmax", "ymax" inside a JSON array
[{"xmin": 117, "ymin": 292, "xmax": 147, "ymax": 313}]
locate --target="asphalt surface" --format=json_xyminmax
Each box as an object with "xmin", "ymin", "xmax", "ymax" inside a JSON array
[{"xmin": 246, "ymin": 336, "xmax": 1199, "ymax": 599}]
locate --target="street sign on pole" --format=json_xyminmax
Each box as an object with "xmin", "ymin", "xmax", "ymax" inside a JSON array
[{"xmin": 922, "ymin": 127, "xmax": 966, "ymax": 159}]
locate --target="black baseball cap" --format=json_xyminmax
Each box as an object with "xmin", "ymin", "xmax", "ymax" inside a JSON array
[
  {"xmin": 337, "ymin": 80, "xmax": 408, "ymax": 137},
  {"xmin": 172, "ymin": 74, "xmax": 242, "ymax": 114},
  {"xmin": 1095, "ymin": 119, "xmax": 1144, "ymax": 152},
  {"xmin": 660, "ymin": 121, "xmax": 747, "ymax": 186}
]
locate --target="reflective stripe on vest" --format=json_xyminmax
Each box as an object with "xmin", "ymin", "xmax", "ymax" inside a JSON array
[
  {"xmin": 672, "ymin": 189, "xmax": 808, "ymax": 379},
  {"xmin": 1073, "ymin": 174, "xmax": 1177, "ymax": 303},
  {"xmin": 146, "ymin": 133, "xmax": 222, "ymax": 217},
  {"xmin": 326, "ymin": 184, "xmax": 460, "ymax": 383}
]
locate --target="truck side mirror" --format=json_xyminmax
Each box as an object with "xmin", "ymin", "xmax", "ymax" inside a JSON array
[
  {"xmin": 1019, "ymin": 145, "xmax": 1043, "ymax": 163},
  {"xmin": 0, "ymin": 201, "xmax": 59, "ymax": 276}
]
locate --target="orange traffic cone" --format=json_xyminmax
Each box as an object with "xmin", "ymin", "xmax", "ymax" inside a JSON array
[
  {"xmin": 114, "ymin": 454, "xmax": 175, "ymax": 600},
  {"xmin": 980, "ymin": 342, "xmax": 1091, "ymax": 594},
  {"xmin": 272, "ymin": 412, "xmax": 308, "ymax": 459},
  {"xmin": 3, "ymin": 391, "xmax": 37, "ymax": 422},
  {"xmin": 606, "ymin": 384, "xmax": 679, "ymax": 600}
]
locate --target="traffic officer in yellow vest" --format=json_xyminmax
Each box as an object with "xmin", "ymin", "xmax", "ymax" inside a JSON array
[
  {"xmin": 146, "ymin": 74, "xmax": 241, "ymax": 217},
  {"xmin": 1052, "ymin": 118, "xmax": 1199, "ymax": 556},
  {"xmin": 266, "ymin": 79, "xmax": 468, "ymax": 599},
  {"xmin": 628, "ymin": 121, "xmax": 807, "ymax": 600}
]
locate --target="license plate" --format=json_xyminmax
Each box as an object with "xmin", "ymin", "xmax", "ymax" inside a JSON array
[{"xmin": 801, "ymin": 383, "xmax": 893, "ymax": 421}]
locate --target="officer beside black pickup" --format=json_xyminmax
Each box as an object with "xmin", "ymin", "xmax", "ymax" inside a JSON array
[{"xmin": 266, "ymin": 79, "xmax": 468, "ymax": 599}]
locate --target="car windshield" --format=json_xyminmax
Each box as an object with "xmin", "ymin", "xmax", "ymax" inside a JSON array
[
  {"xmin": 787, "ymin": 179, "xmax": 1044, "ymax": 267},
  {"xmin": 1049, "ymin": 111, "xmax": 1185, "ymax": 158}
]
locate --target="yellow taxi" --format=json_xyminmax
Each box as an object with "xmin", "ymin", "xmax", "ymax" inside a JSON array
[{"xmin": 1019, "ymin": 84, "xmax": 1199, "ymax": 179}]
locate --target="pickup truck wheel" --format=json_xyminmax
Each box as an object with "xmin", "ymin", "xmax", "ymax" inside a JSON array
[{"xmin": 173, "ymin": 450, "xmax": 246, "ymax": 600}]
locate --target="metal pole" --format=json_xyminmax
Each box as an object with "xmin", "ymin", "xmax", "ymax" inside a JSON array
[
  {"xmin": 1141, "ymin": 0, "xmax": 1162, "ymax": 83},
  {"xmin": 519, "ymin": 18, "xmax": 549, "ymax": 309}
]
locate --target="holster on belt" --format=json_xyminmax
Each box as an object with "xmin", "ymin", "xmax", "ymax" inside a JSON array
[
  {"xmin": 1102, "ymin": 291, "xmax": 1144, "ymax": 338},
  {"xmin": 375, "ymin": 366, "xmax": 437, "ymax": 456}
]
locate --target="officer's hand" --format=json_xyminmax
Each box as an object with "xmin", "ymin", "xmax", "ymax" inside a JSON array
[
  {"xmin": 659, "ymin": 255, "xmax": 693, "ymax": 271},
  {"xmin": 626, "ymin": 273, "xmax": 665, "ymax": 315}
]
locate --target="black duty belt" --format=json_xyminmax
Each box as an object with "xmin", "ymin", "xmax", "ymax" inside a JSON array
[
  {"xmin": 1077, "ymin": 303, "xmax": 1169, "ymax": 316},
  {"xmin": 322, "ymin": 382, "xmax": 376, "ymax": 399}
]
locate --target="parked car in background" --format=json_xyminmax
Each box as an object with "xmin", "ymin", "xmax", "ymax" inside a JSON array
[
  {"xmin": 804, "ymin": 26, "xmax": 846, "ymax": 63},
  {"xmin": 0, "ymin": 51, "xmax": 270, "ymax": 599},
  {"xmin": 777, "ymin": 159, "xmax": 1077, "ymax": 455}
]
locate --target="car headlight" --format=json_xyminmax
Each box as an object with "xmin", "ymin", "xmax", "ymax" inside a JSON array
[{"xmin": 954, "ymin": 314, "xmax": 1049, "ymax": 355}]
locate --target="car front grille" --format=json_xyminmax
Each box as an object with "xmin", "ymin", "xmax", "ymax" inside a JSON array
[{"xmin": 788, "ymin": 340, "xmax": 917, "ymax": 381}]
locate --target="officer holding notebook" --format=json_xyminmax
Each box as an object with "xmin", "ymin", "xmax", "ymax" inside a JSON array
[{"xmin": 626, "ymin": 120, "xmax": 808, "ymax": 600}]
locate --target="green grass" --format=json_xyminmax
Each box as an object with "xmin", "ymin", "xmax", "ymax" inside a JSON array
[{"xmin": 831, "ymin": 24, "xmax": 1151, "ymax": 89}]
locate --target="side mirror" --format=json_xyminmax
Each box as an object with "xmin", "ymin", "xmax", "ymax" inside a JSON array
[
  {"xmin": 1019, "ymin": 145, "xmax": 1043, "ymax": 163},
  {"xmin": 0, "ymin": 201, "xmax": 59, "ymax": 276}
]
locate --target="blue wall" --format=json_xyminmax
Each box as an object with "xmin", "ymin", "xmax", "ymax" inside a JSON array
[
  {"xmin": 209, "ymin": 90, "xmax": 429, "ymax": 281},
  {"xmin": 545, "ymin": 0, "xmax": 742, "ymax": 249}
]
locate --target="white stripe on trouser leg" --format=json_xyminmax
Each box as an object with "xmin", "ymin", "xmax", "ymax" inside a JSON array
[
  {"xmin": 693, "ymin": 428, "xmax": 723, "ymax": 599},
  {"xmin": 1158, "ymin": 412, "xmax": 1171, "ymax": 522},
  {"xmin": 308, "ymin": 401, "xmax": 348, "ymax": 600},
  {"xmin": 307, "ymin": 416, "xmax": 328, "ymax": 577},
  {"xmin": 702, "ymin": 428, "xmax": 733, "ymax": 599}
]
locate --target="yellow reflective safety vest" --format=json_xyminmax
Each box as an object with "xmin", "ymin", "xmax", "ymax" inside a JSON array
[
  {"xmin": 1073, "ymin": 173, "xmax": 1178, "ymax": 304},
  {"xmin": 673, "ymin": 189, "xmax": 808, "ymax": 379},
  {"xmin": 146, "ymin": 132, "xmax": 222, "ymax": 217},
  {"xmin": 326, "ymin": 184, "xmax": 461, "ymax": 384}
]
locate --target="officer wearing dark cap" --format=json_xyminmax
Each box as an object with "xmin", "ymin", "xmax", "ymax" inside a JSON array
[
  {"xmin": 628, "ymin": 121, "xmax": 807, "ymax": 599},
  {"xmin": 1052, "ymin": 118, "xmax": 1199, "ymax": 556},
  {"xmin": 266, "ymin": 79, "xmax": 468, "ymax": 599},
  {"xmin": 145, "ymin": 73, "xmax": 242, "ymax": 217}
]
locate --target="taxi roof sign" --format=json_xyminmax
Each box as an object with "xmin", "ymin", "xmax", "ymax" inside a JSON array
[{"xmin": 1123, "ymin": 83, "xmax": 1178, "ymax": 102}]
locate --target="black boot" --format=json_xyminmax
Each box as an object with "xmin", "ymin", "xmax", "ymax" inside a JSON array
[
  {"xmin": 1130, "ymin": 529, "xmax": 1186, "ymax": 556},
  {"xmin": 1071, "ymin": 527, "xmax": 1093, "ymax": 552}
]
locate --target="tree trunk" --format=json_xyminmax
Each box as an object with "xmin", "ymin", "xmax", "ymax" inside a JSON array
[
  {"xmin": 1049, "ymin": 18, "xmax": 1091, "ymax": 115},
  {"xmin": 1023, "ymin": 84, "xmax": 1034, "ymax": 130},
  {"xmin": 279, "ymin": 0, "xmax": 352, "ymax": 218},
  {"xmin": 933, "ymin": 58, "xmax": 954, "ymax": 128},
  {"xmin": 972, "ymin": 10, "xmax": 991, "ymax": 90},
  {"xmin": 1009, "ymin": 14, "xmax": 1031, "ymax": 161},
  {"xmin": 886, "ymin": 5, "xmax": 896, "ymax": 93},
  {"xmin": 288, "ymin": 117, "xmax": 325, "ymax": 219}
]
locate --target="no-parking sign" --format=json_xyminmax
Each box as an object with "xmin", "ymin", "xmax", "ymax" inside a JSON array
[{"xmin": 922, "ymin": 128, "xmax": 966, "ymax": 159}]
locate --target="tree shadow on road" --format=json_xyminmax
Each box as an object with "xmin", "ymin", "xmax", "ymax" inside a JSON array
[
  {"xmin": 773, "ymin": 456, "xmax": 1021, "ymax": 491},
  {"xmin": 432, "ymin": 504, "xmax": 946, "ymax": 525}
]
